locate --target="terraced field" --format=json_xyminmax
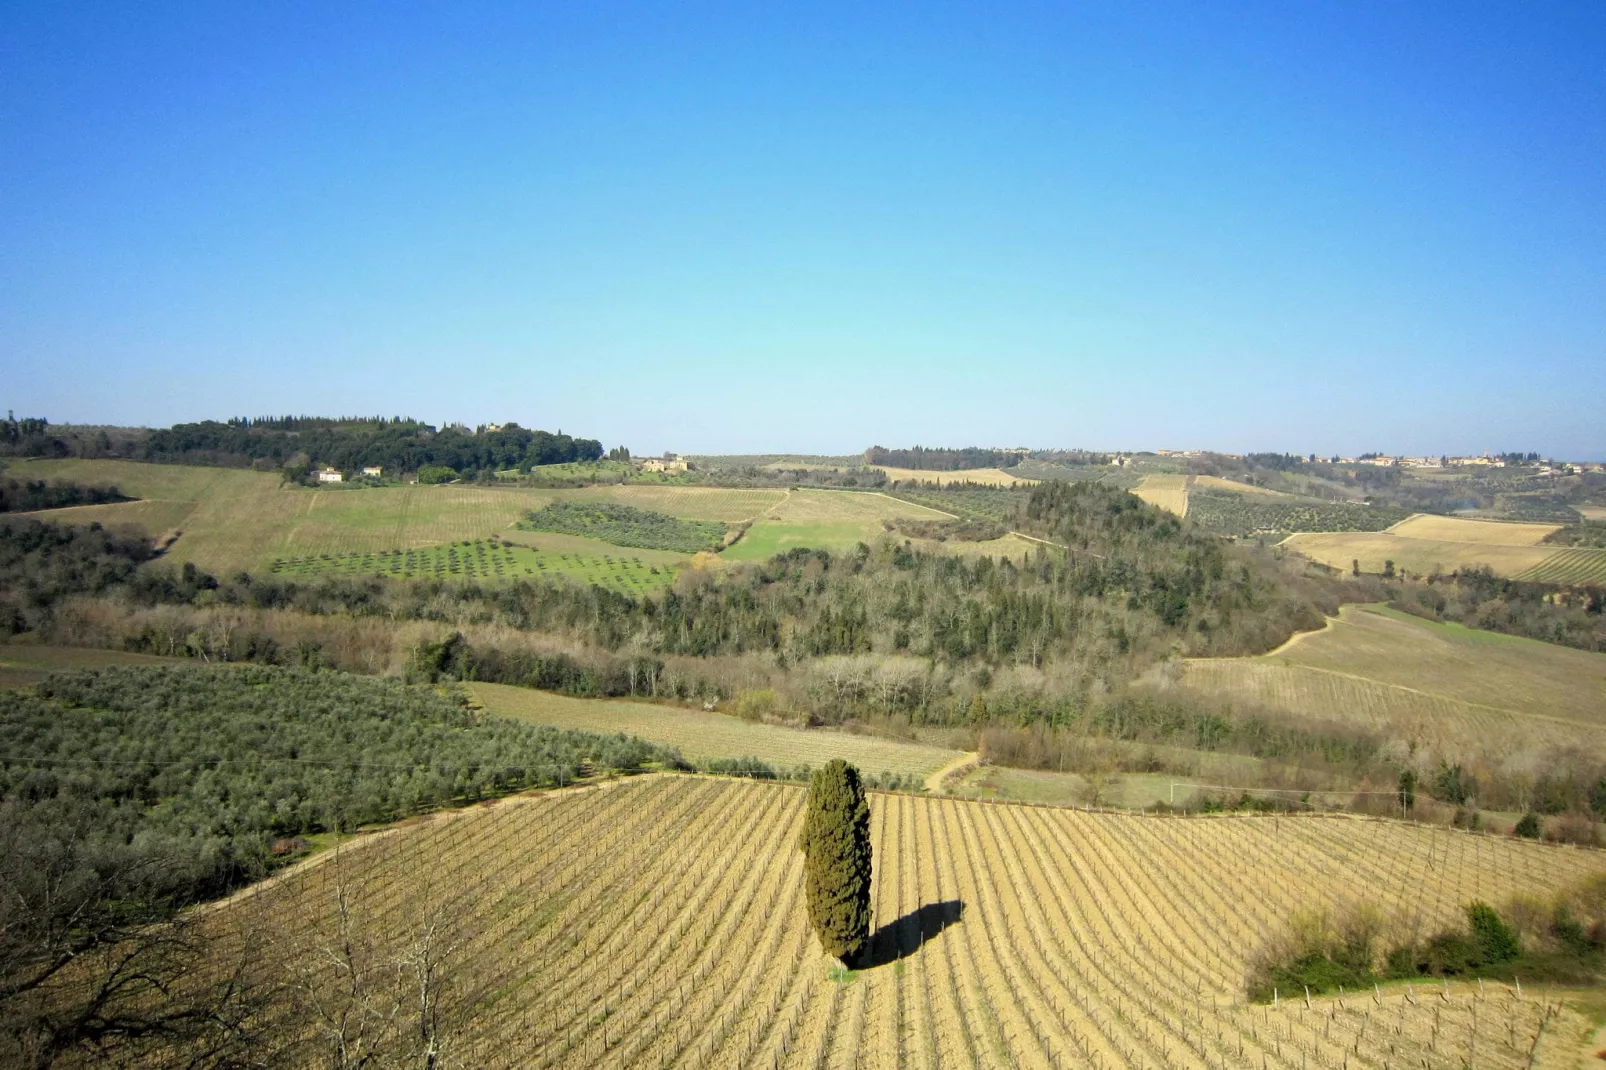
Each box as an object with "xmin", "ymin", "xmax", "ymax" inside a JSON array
[
  {"xmin": 471, "ymin": 683, "xmax": 958, "ymax": 777},
  {"xmin": 187, "ymin": 777, "xmax": 1604, "ymax": 1067}
]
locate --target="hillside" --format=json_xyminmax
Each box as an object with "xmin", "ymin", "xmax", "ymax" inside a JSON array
[
  {"xmin": 157, "ymin": 776, "xmax": 1603, "ymax": 1067},
  {"xmin": 1181, "ymin": 603, "xmax": 1606, "ymax": 773}
]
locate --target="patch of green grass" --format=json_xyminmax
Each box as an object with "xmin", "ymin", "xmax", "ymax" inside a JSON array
[
  {"xmin": 722, "ymin": 521, "xmax": 879, "ymax": 561},
  {"xmin": 268, "ymin": 538, "xmax": 676, "ymax": 595},
  {"xmin": 827, "ymin": 965, "xmax": 861, "ymax": 986}
]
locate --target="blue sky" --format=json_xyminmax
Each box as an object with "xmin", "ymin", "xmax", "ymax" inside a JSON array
[{"xmin": 3, "ymin": 2, "xmax": 1603, "ymax": 458}]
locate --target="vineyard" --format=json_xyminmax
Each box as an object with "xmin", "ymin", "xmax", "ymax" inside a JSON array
[
  {"xmin": 1182, "ymin": 658, "xmax": 1606, "ymax": 761},
  {"xmin": 1517, "ymin": 547, "xmax": 1606, "ymax": 585},
  {"xmin": 1181, "ymin": 604, "xmax": 1606, "ymax": 760},
  {"xmin": 180, "ymin": 776, "xmax": 1605, "ymax": 1068}
]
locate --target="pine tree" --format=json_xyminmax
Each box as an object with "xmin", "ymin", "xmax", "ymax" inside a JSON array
[{"xmin": 798, "ymin": 759, "xmax": 873, "ymax": 963}]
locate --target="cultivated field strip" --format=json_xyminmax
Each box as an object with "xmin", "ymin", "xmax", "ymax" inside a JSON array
[
  {"xmin": 197, "ymin": 777, "xmax": 1605, "ymax": 1068},
  {"xmin": 471, "ymin": 682, "xmax": 961, "ymax": 777},
  {"xmin": 1516, "ymin": 546, "xmax": 1606, "ymax": 585},
  {"xmin": 1181, "ymin": 658, "xmax": 1606, "ymax": 760},
  {"xmin": 1132, "ymin": 474, "xmax": 1189, "ymax": 517}
]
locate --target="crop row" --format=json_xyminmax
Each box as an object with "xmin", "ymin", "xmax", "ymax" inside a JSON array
[{"xmin": 189, "ymin": 777, "xmax": 1603, "ymax": 1067}]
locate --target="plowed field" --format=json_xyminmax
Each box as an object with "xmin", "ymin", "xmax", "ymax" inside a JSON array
[{"xmin": 190, "ymin": 777, "xmax": 1604, "ymax": 1068}]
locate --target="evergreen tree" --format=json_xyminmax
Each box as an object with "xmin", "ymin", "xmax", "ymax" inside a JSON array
[{"xmin": 798, "ymin": 759, "xmax": 873, "ymax": 963}]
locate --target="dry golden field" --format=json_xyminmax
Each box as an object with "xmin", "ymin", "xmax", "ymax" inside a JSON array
[
  {"xmin": 872, "ymin": 466, "xmax": 1033, "ymax": 487},
  {"xmin": 186, "ymin": 776, "xmax": 1605, "ymax": 1068},
  {"xmin": 470, "ymin": 683, "xmax": 959, "ymax": 777},
  {"xmin": 1182, "ymin": 605, "xmax": 1606, "ymax": 762},
  {"xmin": 1577, "ymin": 506, "xmax": 1606, "ymax": 522},
  {"xmin": 1132, "ymin": 474, "xmax": 1189, "ymax": 516},
  {"xmin": 1280, "ymin": 530, "xmax": 1560, "ymax": 578},
  {"xmin": 1387, "ymin": 514, "xmax": 1562, "ymax": 545},
  {"xmin": 1282, "ymin": 513, "xmax": 1606, "ymax": 583},
  {"xmin": 1190, "ymin": 474, "xmax": 1293, "ymax": 498}
]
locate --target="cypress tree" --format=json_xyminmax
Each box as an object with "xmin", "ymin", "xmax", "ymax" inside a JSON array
[{"xmin": 798, "ymin": 759, "xmax": 873, "ymax": 963}]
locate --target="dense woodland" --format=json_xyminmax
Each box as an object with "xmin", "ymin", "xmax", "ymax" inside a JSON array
[{"xmin": 0, "ymin": 414, "xmax": 605, "ymax": 477}]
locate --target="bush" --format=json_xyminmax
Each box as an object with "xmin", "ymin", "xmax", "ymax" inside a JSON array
[
  {"xmin": 1467, "ymin": 901, "xmax": 1521, "ymax": 964},
  {"xmin": 1514, "ymin": 812, "xmax": 1542, "ymax": 839}
]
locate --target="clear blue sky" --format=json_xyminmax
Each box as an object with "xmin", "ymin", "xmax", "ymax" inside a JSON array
[{"xmin": 3, "ymin": 2, "xmax": 1603, "ymax": 458}]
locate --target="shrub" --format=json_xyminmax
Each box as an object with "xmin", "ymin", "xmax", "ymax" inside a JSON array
[
  {"xmin": 1467, "ymin": 901, "xmax": 1521, "ymax": 964},
  {"xmin": 1514, "ymin": 812, "xmax": 1542, "ymax": 839}
]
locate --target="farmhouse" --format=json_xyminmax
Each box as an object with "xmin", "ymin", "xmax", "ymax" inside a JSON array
[
  {"xmin": 361, "ymin": 465, "xmax": 383, "ymax": 477},
  {"xmin": 316, "ymin": 468, "xmax": 343, "ymax": 483},
  {"xmin": 640, "ymin": 455, "xmax": 689, "ymax": 473}
]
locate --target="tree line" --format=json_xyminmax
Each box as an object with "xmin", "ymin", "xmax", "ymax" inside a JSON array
[
  {"xmin": 0, "ymin": 413, "xmax": 607, "ymax": 477},
  {"xmin": 0, "ymin": 476, "xmax": 130, "ymax": 513},
  {"xmin": 864, "ymin": 445, "xmax": 1023, "ymax": 470}
]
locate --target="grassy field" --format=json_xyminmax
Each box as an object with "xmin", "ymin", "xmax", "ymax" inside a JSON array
[
  {"xmin": 0, "ymin": 643, "xmax": 186, "ymax": 690},
  {"xmin": 9, "ymin": 459, "xmax": 559, "ymax": 573},
  {"xmin": 470, "ymin": 682, "xmax": 958, "ymax": 777},
  {"xmin": 1389, "ymin": 513, "xmax": 1563, "ymax": 545},
  {"xmin": 269, "ymin": 537, "xmax": 678, "ymax": 594},
  {"xmin": 723, "ymin": 489, "xmax": 953, "ymax": 561},
  {"xmin": 10, "ymin": 497, "xmax": 200, "ymax": 538},
  {"xmin": 8, "ymin": 457, "xmax": 282, "ymax": 500},
  {"xmin": 1190, "ymin": 474, "xmax": 1294, "ymax": 497},
  {"xmin": 186, "ymin": 776, "xmax": 1604, "ymax": 1067},
  {"xmin": 1132, "ymin": 473, "xmax": 1190, "ymax": 516},
  {"xmin": 904, "ymin": 531, "xmax": 1042, "ymax": 561},
  {"xmin": 553, "ymin": 485, "xmax": 785, "ymax": 522},
  {"xmin": 871, "ymin": 465, "xmax": 1033, "ymax": 487},
  {"xmin": 1182, "ymin": 604, "xmax": 1606, "ymax": 762}
]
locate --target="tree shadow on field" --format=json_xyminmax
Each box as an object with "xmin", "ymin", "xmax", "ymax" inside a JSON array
[{"xmin": 858, "ymin": 900, "xmax": 965, "ymax": 969}]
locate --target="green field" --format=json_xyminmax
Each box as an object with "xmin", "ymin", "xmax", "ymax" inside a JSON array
[
  {"xmin": 1181, "ymin": 603, "xmax": 1606, "ymax": 762},
  {"xmin": 470, "ymin": 681, "xmax": 959, "ymax": 777},
  {"xmin": 9, "ymin": 458, "xmax": 560, "ymax": 573},
  {"xmin": 722, "ymin": 520, "xmax": 882, "ymax": 560},
  {"xmin": 269, "ymin": 537, "xmax": 678, "ymax": 594},
  {"xmin": 718, "ymin": 488, "xmax": 955, "ymax": 561},
  {"xmin": 0, "ymin": 643, "xmax": 186, "ymax": 691}
]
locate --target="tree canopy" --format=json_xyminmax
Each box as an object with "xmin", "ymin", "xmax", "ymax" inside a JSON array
[{"xmin": 798, "ymin": 759, "xmax": 873, "ymax": 963}]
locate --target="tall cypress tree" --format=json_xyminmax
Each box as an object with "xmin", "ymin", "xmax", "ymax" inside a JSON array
[{"xmin": 798, "ymin": 759, "xmax": 873, "ymax": 963}]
